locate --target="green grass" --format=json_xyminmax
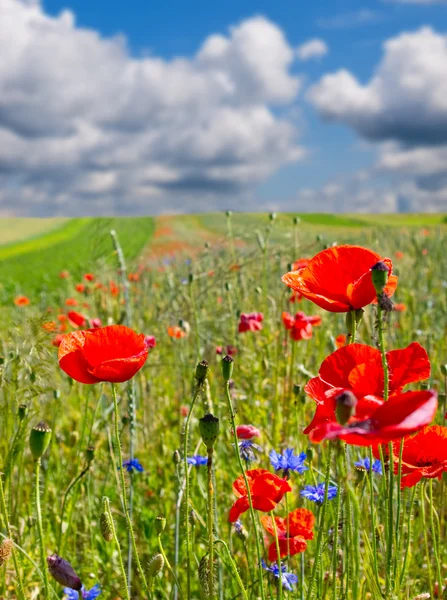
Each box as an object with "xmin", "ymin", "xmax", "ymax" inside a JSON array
[{"xmin": 0, "ymin": 217, "xmax": 154, "ymax": 300}]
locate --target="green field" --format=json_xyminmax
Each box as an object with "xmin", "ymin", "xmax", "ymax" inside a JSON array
[{"xmin": 0, "ymin": 212, "xmax": 447, "ymax": 599}]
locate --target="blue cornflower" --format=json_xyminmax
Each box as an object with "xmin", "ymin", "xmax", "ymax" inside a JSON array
[
  {"xmin": 354, "ymin": 457, "xmax": 382, "ymax": 475},
  {"xmin": 64, "ymin": 585, "xmax": 101, "ymax": 599},
  {"xmin": 269, "ymin": 448, "xmax": 308, "ymax": 476},
  {"xmin": 187, "ymin": 455, "xmax": 208, "ymax": 466},
  {"xmin": 261, "ymin": 560, "xmax": 298, "ymax": 591},
  {"xmin": 238, "ymin": 439, "xmax": 262, "ymax": 464},
  {"xmin": 120, "ymin": 458, "xmax": 144, "ymax": 473},
  {"xmin": 301, "ymin": 483, "xmax": 338, "ymax": 504}
]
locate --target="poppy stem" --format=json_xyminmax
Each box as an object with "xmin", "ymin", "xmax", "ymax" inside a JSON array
[
  {"xmin": 420, "ymin": 481, "xmax": 433, "ymax": 594},
  {"xmin": 35, "ymin": 458, "xmax": 50, "ymax": 600},
  {"xmin": 399, "ymin": 485, "xmax": 416, "ymax": 589},
  {"xmin": 224, "ymin": 381, "xmax": 267, "ymax": 600},
  {"xmin": 207, "ymin": 447, "xmax": 215, "ymax": 600},
  {"xmin": 103, "ymin": 497, "xmax": 131, "ymax": 600},
  {"xmin": 111, "ymin": 383, "xmax": 150, "ymax": 596},
  {"xmin": 429, "ymin": 480, "xmax": 443, "ymax": 596},
  {"xmin": 158, "ymin": 533, "xmax": 185, "ymax": 600},
  {"xmin": 305, "ymin": 441, "xmax": 333, "ymax": 600},
  {"xmin": 331, "ymin": 448, "xmax": 342, "ymax": 600},
  {"xmin": 367, "ymin": 447, "xmax": 380, "ymax": 591},
  {"xmin": 213, "ymin": 540, "xmax": 249, "ymax": 600},
  {"xmin": 0, "ymin": 474, "xmax": 26, "ymax": 600},
  {"xmin": 269, "ymin": 511, "xmax": 283, "ymax": 600},
  {"xmin": 393, "ymin": 439, "xmax": 404, "ymax": 586},
  {"xmin": 182, "ymin": 380, "xmax": 202, "ymax": 599}
]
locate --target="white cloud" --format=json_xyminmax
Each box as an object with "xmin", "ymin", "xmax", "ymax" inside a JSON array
[
  {"xmin": 0, "ymin": 1, "xmax": 305, "ymax": 215},
  {"xmin": 308, "ymin": 27, "xmax": 447, "ymax": 145},
  {"xmin": 296, "ymin": 38, "xmax": 328, "ymax": 61}
]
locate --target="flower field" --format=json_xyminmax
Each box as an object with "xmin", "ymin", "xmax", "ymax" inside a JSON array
[{"xmin": 1, "ymin": 212, "xmax": 447, "ymax": 600}]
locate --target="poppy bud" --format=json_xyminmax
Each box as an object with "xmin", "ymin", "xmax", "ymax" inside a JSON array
[
  {"xmin": 18, "ymin": 404, "xmax": 28, "ymax": 421},
  {"xmin": 225, "ymin": 282, "xmax": 232, "ymax": 291},
  {"xmin": 195, "ymin": 360, "xmax": 209, "ymax": 383},
  {"xmin": 0, "ymin": 538, "xmax": 13, "ymax": 566},
  {"xmin": 29, "ymin": 421, "xmax": 52, "ymax": 460},
  {"xmin": 440, "ymin": 364, "xmax": 447, "ymax": 377},
  {"xmin": 306, "ymin": 447, "xmax": 314, "ymax": 462},
  {"xmin": 370, "ymin": 261, "xmax": 389, "ymax": 295},
  {"xmin": 173, "ymin": 450, "xmax": 181, "ymax": 465},
  {"xmin": 199, "ymin": 414, "xmax": 220, "ymax": 450},
  {"xmin": 269, "ymin": 212, "xmax": 276, "ymax": 222},
  {"xmin": 155, "ymin": 516, "xmax": 166, "ymax": 534},
  {"xmin": 68, "ymin": 431, "xmax": 79, "ymax": 448},
  {"xmin": 148, "ymin": 553, "xmax": 164, "ymax": 577},
  {"xmin": 335, "ymin": 391, "xmax": 358, "ymax": 425},
  {"xmin": 188, "ymin": 273, "xmax": 194, "ymax": 284},
  {"xmin": 294, "ymin": 216, "xmax": 300, "ymax": 225},
  {"xmin": 226, "ymin": 210, "xmax": 232, "ymax": 217},
  {"xmin": 293, "ymin": 384, "xmax": 301, "ymax": 397},
  {"xmin": 47, "ymin": 554, "xmax": 82, "ymax": 590},
  {"xmin": 221, "ymin": 355, "xmax": 234, "ymax": 382},
  {"xmin": 86, "ymin": 446, "xmax": 95, "ymax": 464},
  {"xmin": 100, "ymin": 510, "xmax": 113, "ymax": 542}
]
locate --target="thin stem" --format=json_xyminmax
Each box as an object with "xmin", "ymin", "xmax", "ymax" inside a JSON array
[
  {"xmin": 57, "ymin": 462, "xmax": 92, "ymax": 552},
  {"xmin": 111, "ymin": 383, "xmax": 150, "ymax": 595},
  {"xmin": 270, "ymin": 511, "xmax": 283, "ymax": 600},
  {"xmin": 368, "ymin": 447, "xmax": 380, "ymax": 590},
  {"xmin": 331, "ymin": 449, "xmax": 342, "ymax": 600},
  {"xmin": 306, "ymin": 442, "xmax": 333, "ymax": 600},
  {"xmin": 399, "ymin": 486, "xmax": 417, "ymax": 588},
  {"xmin": 103, "ymin": 497, "xmax": 130, "ymax": 600},
  {"xmin": 207, "ymin": 447, "xmax": 215, "ymax": 600},
  {"xmin": 158, "ymin": 534, "xmax": 185, "ymax": 600},
  {"xmin": 420, "ymin": 482, "xmax": 433, "ymax": 594},
  {"xmin": 224, "ymin": 381, "xmax": 266, "ymax": 600},
  {"xmin": 35, "ymin": 459, "xmax": 50, "ymax": 600},
  {"xmin": 214, "ymin": 540, "xmax": 249, "ymax": 600},
  {"xmin": 0, "ymin": 474, "xmax": 26, "ymax": 600},
  {"xmin": 429, "ymin": 480, "xmax": 442, "ymax": 595},
  {"xmin": 183, "ymin": 382, "xmax": 202, "ymax": 599}
]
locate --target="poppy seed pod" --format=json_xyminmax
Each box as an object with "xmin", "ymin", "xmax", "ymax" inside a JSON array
[
  {"xmin": 335, "ymin": 391, "xmax": 358, "ymax": 425},
  {"xmin": 18, "ymin": 404, "xmax": 28, "ymax": 421},
  {"xmin": 221, "ymin": 355, "xmax": 234, "ymax": 382},
  {"xmin": 370, "ymin": 261, "xmax": 390, "ymax": 295},
  {"xmin": 155, "ymin": 516, "xmax": 166, "ymax": 535},
  {"xmin": 47, "ymin": 554, "xmax": 82, "ymax": 590},
  {"xmin": 195, "ymin": 360, "xmax": 209, "ymax": 383},
  {"xmin": 148, "ymin": 553, "xmax": 164, "ymax": 577},
  {"xmin": 86, "ymin": 446, "xmax": 95, "ymax": 464},
  {"xmin": 29, "ymin": 421, "xmax": 52, "ymax": 460},
  {"xmin": 199, "ymin": 414, "xmax": 220, "ymax": 450}
]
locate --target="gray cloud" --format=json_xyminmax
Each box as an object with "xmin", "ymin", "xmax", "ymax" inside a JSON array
[{"xmin": 0, "ymin": 1, "xmax": 305, "ymax": 215}]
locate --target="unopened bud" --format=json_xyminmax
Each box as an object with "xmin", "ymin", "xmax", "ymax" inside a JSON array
[
  {"xmin": 18, "ymin": 404, "xmax": 28, "ymax": 421},
  {"xmin": 371, "ymin": 261, "xmax": 389, "ymax": 295},
  {"xmin": 155, "ymin": 516, "xmax": 166, "ymax": 534},
  {"xmin": 221, "ymin": 355, "xmax": 234, "ymax": 382},
  {"xmin": 29, "ymin": 421, "xmax": 52, "ymax": 460},
  {"xmin": 0, "ymin": 539, "xmax": 13, "ymax": 566},
  {"xmin": 293, "ymin": 216, "xmax": 300, "ymax": 225},
  {"xmin": 199, "ymin": 414, "xmax": 220, "ymax": 450},
  {"xmin": 195, "ymin": 360, "xmax": 209, "ymax": 383},
  {"xmin": 335, "ymin": 391, "xmax": 358, "ymax": 425},
  {"xmin": 173, "ymin": 450, "xmax": 181, "ymax": 465},
  {"xmin": 148, "ymin": 553, "xmax": 164, "ymax": 577},
  {"xmin": 293, "ymin": 384, "xmax": 301, "ymax": 397},
  {"xmin": 86, "ymin": 446, "xmax": 95, "ymax": 464},
  {"xmin": 269, "ymin": 212, "xmax": 276, "ymax": 222},
  {"xmin": 100, "ymin": 511, "xmax": 113, "ymax": 542},
  {"xmin": 47, "ymin": 554, "xmax": 82, "ymax": 590}
]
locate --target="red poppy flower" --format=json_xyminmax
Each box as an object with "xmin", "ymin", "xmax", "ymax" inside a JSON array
[
  {"xmin": 128, "ymin": 273, "xmax": 140, "ymax": 282},
  {"xmin": 59, "ymin": 270, "xmax": 70, "ymax": 279},
  {"xmin": 168, "ymin": 326, "xmax": 186, "ymax": 339},
  {"xmin": 238, "ymin": 312, "xmax": 264, "ymax": 333},
  {"xmin": 282, "ymin": 245, "xmax": 398, "ymax": 313},
  {"xmin": 42, "ymin": 321, "xmax": 56, "ymax": 332},
  {"xmin": 310, "ymin": 389, "xmax": 437, "ymax": 446},
  {"xmin": 65, "ymin": 298, "xmax": 78, "ymax": 307},
  {"xmin": 395, "ymin": 251, "xmax": 404, "ymax": 260},
  {"xmin": 109, "ymin": 281, "xmax": 120, "ymax": 296},
  {"xmin": 282, "ymin": 311, "xmax": 322, "ymax": 341},
  {"xmin": 236, "ymin": 425, "xmax": 261, "ymax": 439},
  {"xmin": 14, "ymin": 295, "xmax": 30, "ymax": 306},
  {"xmin": 144, "ymin": 335, "xmax": 156, "ymax": 349},
  {"xmin": 384, "ymin": 426, "xmax": 447, "ymax": 488},
  {"xmin": 52, "ymin": 334, "xmax": 65, "ymax": 347},
  {"xmin": 393, "ymin": 303, "xmax": 406, "ymax": 312},
  {"xmin": 303, "ymin": 342, "xmax": 430, "ymax": 437},
  {"xmin": 335, "ymin": 334, "xmax": 346, "ymax": 349},
  {"xmin": 228, "ymin": 469, "xmax": 291, "ymax": 523},
  {"xmin": 58, "ymin": 325, "xmax": 148, "ymax": 384},
  {"xmin": 75, "ymin": 283, "xmax": 86, "ymax": 293},
  {"xmin": 292, "ymin": 258, "xmax": 310, "ymax": 271},
  {"xmin": 261, "ymin": 508, "xmax": 315, "ymax": 561},
  {"xmin": 90, "ymin": 318, "xmax": 102, "ymax": 328},
  {"xmin": 84, "ymin": 273, "xmax": 95, "ymax": 282},
  {"xmin": 68, "ymin": 311, "xmax": 87, "ymax": 328},
  {"xmin": 289, "ymin": 291, "xmax": 303, "ymax": 303}
]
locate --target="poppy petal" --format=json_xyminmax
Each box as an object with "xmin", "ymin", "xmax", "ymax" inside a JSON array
[
  {"xmin": 386, "ymin": 342, "xmax": 430, "ymax": 393},
  {"xmin": 58, "ymin": 330, "xmax": 100, "ymax": 384},
  {"xmin": 267, "ymin": 537, "xmax": 308, "ymax": 562}
]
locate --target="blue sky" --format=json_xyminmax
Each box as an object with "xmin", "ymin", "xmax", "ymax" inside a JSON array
[{"xmin": 1, "ymin": 0, "xmax": 447, "ymax": 215}]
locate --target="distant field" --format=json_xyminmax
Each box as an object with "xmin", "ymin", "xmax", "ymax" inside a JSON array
[{"xmin": 0, "ymin": 217, "xmax": 68, "ymax": 246}]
